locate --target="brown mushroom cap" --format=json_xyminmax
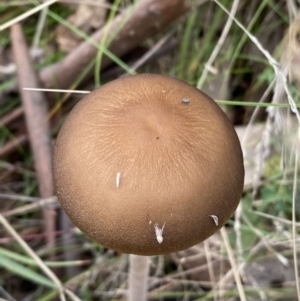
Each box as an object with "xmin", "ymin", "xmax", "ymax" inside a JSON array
[{"xmin": 53, "ymin": 74, "xmax": 244, "ymax": 256}]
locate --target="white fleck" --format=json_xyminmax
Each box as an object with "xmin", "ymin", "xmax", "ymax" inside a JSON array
[
  {"xmin": 209, "ymin": 215, "xmax": 219, "ymax": 226},
  {"xmin": 116, "ymin": 172, "xmax": 121, "ymax": 188},
  {"xmin": 162, "ymin": 90, "xmax": 165, "ymax": 93},
  {"xmin": 154, "ymin": 222, "xmax": 165, "ymax": 244},
  {"xmin": 182, "ymin": 98, "xmax": 190, "ymax": 104},
  {"xmin": 149, "ymin": 221, "xmax": 152, "ymax": 225}
]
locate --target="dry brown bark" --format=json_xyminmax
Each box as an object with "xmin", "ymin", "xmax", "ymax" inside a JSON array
[{"xmin": 40, "ymin": 0, "xmax": 187, "ymax": 89}]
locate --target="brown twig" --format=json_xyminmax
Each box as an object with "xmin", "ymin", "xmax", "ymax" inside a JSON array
[
  {"xmin": 11, "ymin": 23, "xmax": 56, "ymax": 253},
  {"xmin": 0, "ymin": 106, "xmax": 24, "ymax": 127},
  {"xmin": 3, "ymin": 196, "xmax": 58, "ymax": 218},
  {"xmin": 0, "ymin": 228, "xmax": 75, "ymax": 244},
  {"xmin": 0, "ymin": 133, "xmax": 27, "ymax": 157},
  {"xmin": 0, "ymin": 168, "xmax": 16, "ymax": 184},
  {"xmin": 40, "ymin": 0, "xmax": 187, "ymax": 89}
]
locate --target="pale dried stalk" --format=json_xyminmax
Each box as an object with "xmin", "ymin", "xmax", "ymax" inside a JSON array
[
  {"xmin": 0, "ymin": 0, "xmax": 58, "ymax": 31},
  {"xmin": 292, "ymin": 128, "xmax": 300, "ymax": 300},
  {"xmin": 197, "ymin": 0, "xmax": 240, "ymax": 89},
  {"xmin": 220, "ymin": 228, "xmax": 247, "ymax": 301}
]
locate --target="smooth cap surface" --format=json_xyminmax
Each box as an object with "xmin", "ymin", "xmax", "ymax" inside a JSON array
[{"xmin": 53, "ymin": 74, "xmax": 244, "ymax": 255}]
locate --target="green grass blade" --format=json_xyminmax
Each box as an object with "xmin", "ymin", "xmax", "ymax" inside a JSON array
[{"xmin": 0, "ymin": 254, "xmax": 57, "ymax": 288}]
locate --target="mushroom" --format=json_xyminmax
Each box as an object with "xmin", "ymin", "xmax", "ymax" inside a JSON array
[{"xmin": 53, "ymin": 73, "xmax": 244, "ymax": 298}]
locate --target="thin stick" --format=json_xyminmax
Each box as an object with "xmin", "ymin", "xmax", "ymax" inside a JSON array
[
  {"xmin": 220, "ymin": 228, "xmax": 247, "ymax": 301},
  {"xmin": 292, "ymin": 128, "xmax": 300, "ymax": 300},
  {"xmin": 213, "ymin": 0, "xmax": 300, "ymax": 124},
  {"xmin": 31, "ymin": 3, "xmax": 48, "ymax": 50},
  {"xmin": 23, "ymin": 87, "xmax": 90, "ymax": 94},
  {"xmin": 0, "ymin": 134, "xmax": 27, "ymax": 157},
  {"xmin": 253, "ymin": 210, "xmax": 300, "ymax": 227},
  {"xmin": 0, "ymin": 193, "xmax": 40, "ymax": 203},
  {"xmin": 197, "ymin": 0, "xmax": 240, "ymax": 89},
  {"xmin": 0, "ymin": 0, "xmax": 58, "ymax": 31},
  {"xmin": 11, "ymin": 23, "xmax": 56, "ymax": 250},
  {"xmin": 204, "ymin": 240, "xmax": 217, "ymax": 300},
  {"xmin": 0, "ymin": 107, "xmax": 24, "ymax": 127},
  {"xmin": 3, "ymin": 197, "xmax": 58, "ymax": 218}
]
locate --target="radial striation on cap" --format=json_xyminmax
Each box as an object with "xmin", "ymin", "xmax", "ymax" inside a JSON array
[{"xmin": 53, "ymin": 74, "xmax": 244, "ymax": 255}]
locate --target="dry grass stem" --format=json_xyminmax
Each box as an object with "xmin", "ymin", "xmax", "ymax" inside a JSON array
[
  {"xmin": 197, "ymin": 0, "xmax": 240, "ymax": 89},
  {"xmin": 292, "ymin": 128, "xmax": 300, "ymax": 300},
  {"xmin": 3, "ymin": 196, "xmax": 58, "ymax": 217},
  {"xmin": 31, "ymin": 4, "xmax": 49, "ymax": 50},
  {"xmin": 220, "ymin": 228, "xmax": 247, "ymax": 301},
  {"xmin": 23, "ymin": 87, "xmax": 90, "ymax": 94},
  {"xmin": 0, "ymin": 0, "xmax": 58, "ymax": 31},
  {"xmin": 214, "ymin": 0, "xmax": 300, "ymax": 124}
]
